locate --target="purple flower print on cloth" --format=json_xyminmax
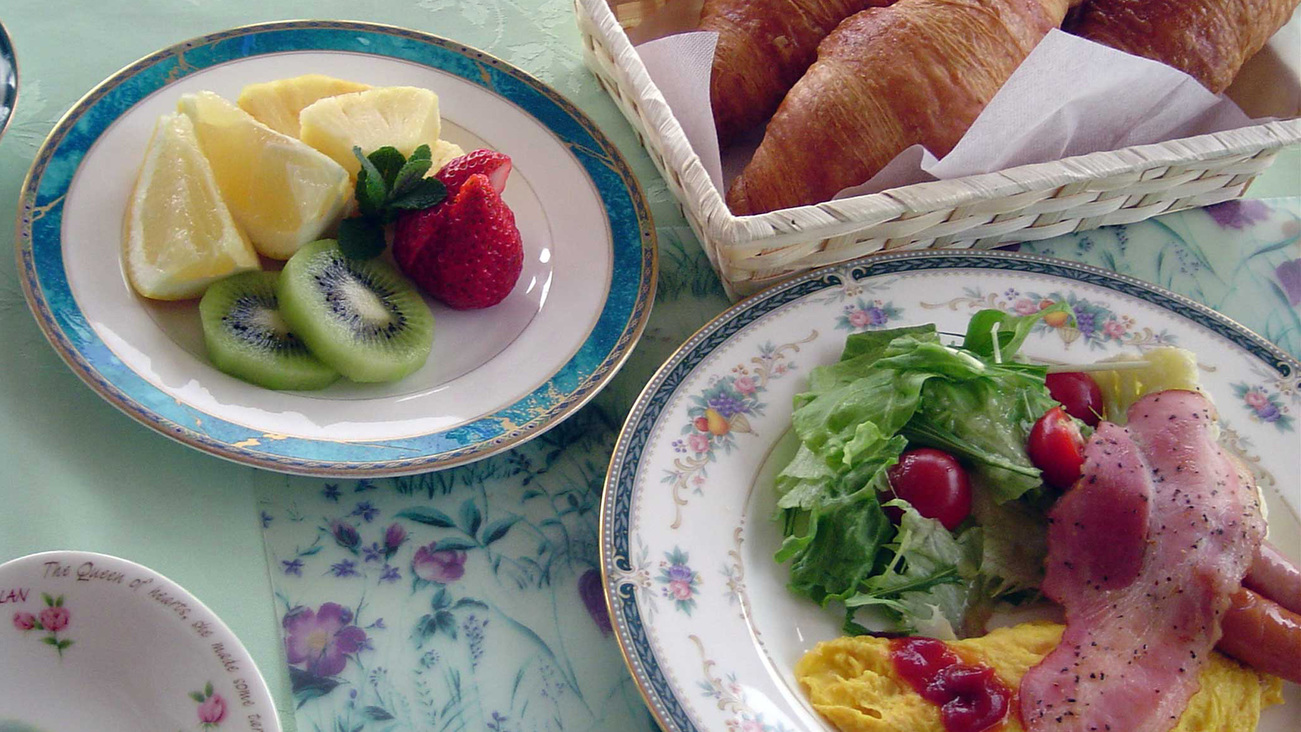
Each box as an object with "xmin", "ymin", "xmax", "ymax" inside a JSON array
[
  {"xmin": 1276, "ymin": 259, "xmax": 1301, "ymax": 306},
  {"xmin": 383, "ymin": 523, "xmax": 407, "ymax": 560},
  {"xmin": 329, "ymin": 560, "xmax": 358, "ymax": 578},
  {"xmin": 578, "ymin": 568, "xmax": 612, "ymax": 636},
  {"xmin": 1205, "ymin": 199, "xmax": 1270, "ymax": 229},
  {"xmin": 329, "ymin": 520, "xmax": 361, "ymax": 552},
  {"xmin": 411, "ymin": 545, "xmax": 468, "ymax": 583},
  {"xmin": 283, "ymin": 602, "xmax": 368, "ymax": 677},
  {"xmin": 350, "ymin": 502, "xmax": 379, "ymax": 523}
]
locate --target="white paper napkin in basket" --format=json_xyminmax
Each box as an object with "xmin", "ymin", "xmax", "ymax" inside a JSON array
[{"xmin": 634, "ymin": 27, "xmax": 1259, "ymax": 201}]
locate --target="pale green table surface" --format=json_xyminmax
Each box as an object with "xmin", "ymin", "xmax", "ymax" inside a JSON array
[{"xmin": 0, "ymin": 3, "xmax": 1297, "ymax": 731}]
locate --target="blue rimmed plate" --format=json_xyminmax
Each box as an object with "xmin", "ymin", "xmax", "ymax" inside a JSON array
[
  {"xmin": 601, "ymin": 250, "xmax": 1299, "ymax": 732},
  {"xmin": 15, "ymin": 20, "xmax": 655, "ymax": 476}
]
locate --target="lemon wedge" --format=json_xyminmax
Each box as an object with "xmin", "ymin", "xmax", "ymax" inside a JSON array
[
  {"xmin": 123, "ymin": 112, "xmax": 260, "ymax": 301},
  {"xmin": 178, "ymin": 91, "xmax": 351, "ymax": 259},
  {"xmin": 299, "ymin": 86, "xmax": 443, "ymax": 177},
  {"xmin": 237, "ymin": 74, "xmax": 371, "ymax": 138}
]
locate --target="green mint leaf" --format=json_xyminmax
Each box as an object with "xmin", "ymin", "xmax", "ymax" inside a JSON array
[
  {"xmin": 355, "ymin": 169, "xmax": 383, "ymax": 219},
  {"xmin": 336, "ymin": 218, "xmax": 387, "ymax": 260},
  {"xmin": 353, "ymin": 145, "xmax": 388, "ymax": 218},
  {"xmin": 366, "ymin": 146, "xmax": 407, "ymax": 190},
  {"xmin": 353, "ymin": 146, "xmax": 387, "ymax": 191},
  {"xmin": 389, "ymin": 178, "xmax": 447, "ymax": 211},
  {"xmin": 409, "ymin": 144, "xmax": 432, "ymax": 162},
  {"xmin": 391, "ymin": 157, "xmax": 434, "ymax": 198}
]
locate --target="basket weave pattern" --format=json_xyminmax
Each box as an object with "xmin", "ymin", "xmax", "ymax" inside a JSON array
[{"xmin": 576, "ymin": 0, "xmax": 1301, "ymax": 298}]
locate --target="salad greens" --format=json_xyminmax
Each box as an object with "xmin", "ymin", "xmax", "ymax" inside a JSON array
[{"xmin": 773, "ymin": 305, "xmax": 1073, "ymax": 638}]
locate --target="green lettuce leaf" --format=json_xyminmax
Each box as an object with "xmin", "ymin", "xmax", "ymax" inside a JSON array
[
  {"xmin": 968, "ymin": 481, "xmax": 1050, "ymax": 599},
  {"xmin": 843, "ymin": 503, "xmax": 982, "ymax": 639},
  {"xmin": 792, "ymin": 369, "xmax": 931, "ymax": 469},
  {"xmin": 962, "ymin": 301, "xmax": 1072, "ymax": 361},
  {"xmin": 778, "ymin": 483, "xmax": 894, "ymax": 604},
  {"xmin": 773, "ymin": 313, "xmax": 1062, "ymax": 633},
  {"xmin": 805, "ymin": 325, "xmax": 939, "ymax": 395},
  {"xmin": 903, "ymin": 370, "xmax": 1058, "ymax": 503}
]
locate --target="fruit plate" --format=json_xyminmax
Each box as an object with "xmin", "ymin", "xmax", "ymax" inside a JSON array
[
  {"xmin": 600, "ymin": 250, "xmax": 1300, "ymax": 732},
  {"xmin": 0, "ymin": 550, "xmax": 280, "ymax": 731},
  {"xmin": 15, "ymin": 20, "xmax": 656, "ymax": 476}
]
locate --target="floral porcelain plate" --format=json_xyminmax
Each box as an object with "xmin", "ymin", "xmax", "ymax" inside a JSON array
[
  {"xmin": 601, "ymin": 250, "xmax": 1301, "ymax": 732},
  {"xmin": 15, "ymin": 21, "xmax": 655, "ymax": 477},
  {"xmin": 0, "ymin": 551, "xmax": 279, "ymax": 732}
]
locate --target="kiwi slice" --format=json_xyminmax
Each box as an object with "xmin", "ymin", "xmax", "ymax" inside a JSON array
[
  {"xmin": 200, "ymin": 271, "xmax": 341, "ymax": 390},
  {"xmin": 278, "ymin": 239, "xmax": 434, "ymax": 383}
]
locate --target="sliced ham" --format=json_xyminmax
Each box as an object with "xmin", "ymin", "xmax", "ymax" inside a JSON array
[{"xmin": 1019, "ymin": 390, "xmax": 1265, "ymax": 732}]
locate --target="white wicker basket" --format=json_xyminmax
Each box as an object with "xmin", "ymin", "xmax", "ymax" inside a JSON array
[{"xmin": 575, "ymin": 0, "xmax": 1301, "ymax": 299}]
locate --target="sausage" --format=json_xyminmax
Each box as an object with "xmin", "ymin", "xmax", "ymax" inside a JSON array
[
  {"xmin": 1244, "ymin": 541, "xmax": 1301, "ymax": 616},
  {"xmin": 1216, "ymin": 587, "xmax": 1301, "ymax": 684}
]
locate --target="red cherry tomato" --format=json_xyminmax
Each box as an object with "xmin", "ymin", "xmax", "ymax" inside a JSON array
[
  {"xmin": 885, "ymin": 448, "xmax": 972, "ymax": 531},
  {"xmin": 1028, "ymin": 407, "xmax": 1086, "ymax": 490},
  {"xmin": 1045, "ymin": 372, "xmax": 1103, "ymax": 427}
]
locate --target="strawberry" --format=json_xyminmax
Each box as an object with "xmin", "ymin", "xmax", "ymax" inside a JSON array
[
  {"xmin": 435, "ymin": 149, "xmax": 512, "ymax": 196},
  {"xmin": 392, "ymin": 203, "xmax": 446, "ymax": 274},
  {"xmin": 395, "ymin": 173, "xmax": 523, "ymax": 309}
]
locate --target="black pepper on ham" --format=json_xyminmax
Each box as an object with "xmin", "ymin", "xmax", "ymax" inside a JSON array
[{"xmin": 1019, "ymin": 390, "xmax": 1266, "ymax": 732}]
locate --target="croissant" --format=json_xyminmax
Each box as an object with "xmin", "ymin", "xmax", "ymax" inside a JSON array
[
  {"xmin": 726, "ymin": 0, "xmax": 1071, "ymax": 215},
  {"xmin": 1067, "ymin": 0, "xmax": 1300, "ymax": 94},
  {"xmin": 703, "ymin": 0, "xmax": 894, "ymax": 146}
]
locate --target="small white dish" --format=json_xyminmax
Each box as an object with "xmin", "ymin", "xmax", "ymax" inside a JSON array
[{"xmin": 0, "ymin": 551, "xmax": 280, "ymax": 732}]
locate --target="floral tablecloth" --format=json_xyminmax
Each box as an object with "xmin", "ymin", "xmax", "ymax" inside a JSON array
[
  {"xmin": 256, "ymin": 196, "xmax": 1300, "ymax": 732},
  {"xmin": 0, "ymin": 2, "xmax": 1296, "ymax": 731}
]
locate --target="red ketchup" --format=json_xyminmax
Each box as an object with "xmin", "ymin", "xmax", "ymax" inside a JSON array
[{"xmin": 890, "ymin": 637, "xmax": 1011, "ymax": 732}]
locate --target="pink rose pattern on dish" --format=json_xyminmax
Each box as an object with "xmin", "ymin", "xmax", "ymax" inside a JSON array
[
  {"xmin": 1234, "ymin": 382, "xmax": 1294, "ymax": 432},
  {"xmin": 836, "ymin": 298, "xmax": 902, "ymax": 332},
  {"xmin": 933, "ymin": 287, "xmax": 1177, "ymax": 352},
  {"xmin": 656, "ymin": 548, "xmax": 701, "ymax": 615},
  {"xmin": 12, "ymin": 593, "xmax": 72, "ymax": 656},
  {"xmin": 186, "ymin": 682, "xmax": 226, "ymax": 729}
]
